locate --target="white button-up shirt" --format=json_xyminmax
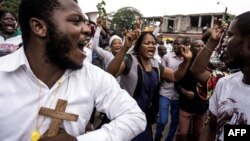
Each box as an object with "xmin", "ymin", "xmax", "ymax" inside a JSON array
[{"xmin": 0, "ymin": 48, "xmax": 146, "ymax": 141}]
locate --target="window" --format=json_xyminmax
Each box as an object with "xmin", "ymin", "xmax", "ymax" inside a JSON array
[
  {"xmin": 201, "ymin": 16, "xmax": 212, "ymax": 27},
  {"xmin": 190, "ymin": 16, "xmax": 199, "ymax": 27}
]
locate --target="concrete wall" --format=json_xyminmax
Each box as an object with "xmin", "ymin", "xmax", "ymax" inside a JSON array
[{"xmin": 174, "ymin": 16, "xmax": 190, "ymax": 33}]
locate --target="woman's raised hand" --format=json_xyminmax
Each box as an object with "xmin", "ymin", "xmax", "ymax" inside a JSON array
[{"xmin": 180, "ymin": 45, "xmax": 192, "ymax": 60}]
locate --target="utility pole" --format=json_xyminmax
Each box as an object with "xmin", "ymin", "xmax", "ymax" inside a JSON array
[
  {"xmin": 217, "ymin": 1, "xmax": 228, "ymax": 20},
  {"xmin": 224, "ymin": 7, "xmax": 228, "ymax": 20}
]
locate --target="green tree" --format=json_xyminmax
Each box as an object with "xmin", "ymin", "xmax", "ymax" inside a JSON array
[
  {"xmin": 1, "ymin": 0, "xmax": 20, "ymax": 14},
  {"xmin": 96, "ymin": 0, "xmax": 107, "ymax": 18},
  {"xmin": 110, "ymin": 7, "xmax": 142, "ymax": 31}
]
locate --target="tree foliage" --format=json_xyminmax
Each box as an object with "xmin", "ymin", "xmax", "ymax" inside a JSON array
[
  {"xmin": 1, "ymin": 0, "xmax": 20, "ymax": 15},
  {"xmin": 96, "ymin": 0, "xmax": 107, "ymax": 18},
  {"xmin": 110, "ymin": 7, "xmax": 142, "ymax": 32}
]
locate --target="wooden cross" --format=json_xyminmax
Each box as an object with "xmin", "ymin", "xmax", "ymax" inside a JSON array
[{"xmin": 39, "ymin": 99, "xmax": 79, "ymax": 137}]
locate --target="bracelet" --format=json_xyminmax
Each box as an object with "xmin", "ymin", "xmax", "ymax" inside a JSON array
[{"xmin": 204, "ymin": 46, "xmax": 213, "ymax": 53}]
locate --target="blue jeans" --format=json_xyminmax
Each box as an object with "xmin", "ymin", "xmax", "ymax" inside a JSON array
[{"xmin": 155, "ymin": 95, "xmax": 179, "ymax": 141}]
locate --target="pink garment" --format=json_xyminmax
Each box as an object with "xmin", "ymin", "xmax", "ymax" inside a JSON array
[{"xmin": 0, "ymin": 43, "xmax": 19, "ymax": 53}]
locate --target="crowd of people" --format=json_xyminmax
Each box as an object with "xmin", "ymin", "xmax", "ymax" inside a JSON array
[{"xmin": 0, "ymin": 0, "xmax": 250, "ymax": 141}]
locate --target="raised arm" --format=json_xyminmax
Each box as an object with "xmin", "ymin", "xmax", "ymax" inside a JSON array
[
  {"xmin": 107, "ymin": 32, "xmax": 136, "ymax": 77},
  {"xmin": 190, "ymin": 20, "xmax": 225, "ymax": 85},
  {"xmin": 190, "ymin": 39, "xmax": 218, "ymax": 85},
  {"xmin": 152, "ymin": 17, "xmax": 163, "ymax": 37},
  {"xmin": 91, "ymin": 26, "xmax": 101, "ymax": 50},
  {"xmin": 91, "ymin": 26, "xmax": 114, "ymax": 69},
  {"xmin": 106, "ymin": 46, "xmax": 127, "ymax": 77},
  {"xmin": 98, "ymin": 17, "xmax": 110, "ymax": 41},
  {"xmin": 161, "ymin": 46, "xmax": 192, "ymax": 82}
]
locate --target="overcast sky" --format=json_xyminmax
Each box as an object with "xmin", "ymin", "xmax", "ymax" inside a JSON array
[{"xmin": 79, "ymin": 0, "xmax": 249, "ymax": 17}]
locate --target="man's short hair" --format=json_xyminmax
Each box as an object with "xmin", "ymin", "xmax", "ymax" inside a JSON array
[
  {"xmin": 174, "ymin": 35, "xmax": 192, "ymax": 46},
  {"xmin": 18, "ymin": 0, "xmax": 78, "ymax": 46},
  {"xmin": 235, "ymin": 11, "xmax": 250, "ymax": 36}
]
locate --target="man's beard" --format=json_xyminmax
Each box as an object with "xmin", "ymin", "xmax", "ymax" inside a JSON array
[
  {"xmin": 222, "ymin": 42, "xmax": 245, "ymax": 70},
  {"xmin": 174, "ymin": 49, "xmax": 181, "ymax": 56},
  {"xmin": 222, "ymin": 51, "xmax": 244, "ymax": 70},
  {"xmin": 45, "ymin": 23, "xmax": 83, "ymax": 70},
  {"xmin": 224, "ymin": 56, "xmax": 243, "ymax": 70}
]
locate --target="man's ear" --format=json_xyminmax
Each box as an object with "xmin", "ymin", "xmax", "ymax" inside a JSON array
[{"xmin": 29, "ymin": 18, "xmax": 47, "ymax": 37}]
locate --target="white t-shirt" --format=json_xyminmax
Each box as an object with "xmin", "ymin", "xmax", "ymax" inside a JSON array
[
  {"xmin": 210, "ymin": 71, "xmax": 250, "ymax": 141},
  {"xmin": 0, "ymin": 48, "xmax": 146, "ymax": 141}
]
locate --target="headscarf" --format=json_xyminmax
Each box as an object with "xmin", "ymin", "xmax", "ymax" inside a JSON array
[{"xmin": 109, "ymin": 35, "xmax": 122, "ymax": 46}]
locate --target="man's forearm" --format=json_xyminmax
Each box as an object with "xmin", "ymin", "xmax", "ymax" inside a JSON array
[
  {"xmin": 191, "ymin": 39, "xmax": 218, "ymax": 74},
  {"xmin": 174, "ymin": 59, "xmax": 191, "ymax": 82}
]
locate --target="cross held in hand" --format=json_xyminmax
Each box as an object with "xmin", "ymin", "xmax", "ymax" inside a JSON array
[{"xmin": 39, "ymin": 99, "xmax": 79, "ymax": 137}]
